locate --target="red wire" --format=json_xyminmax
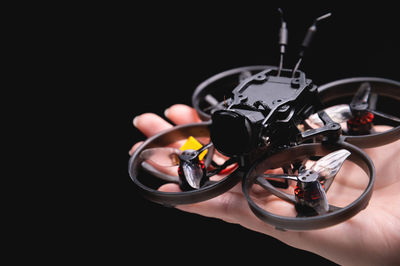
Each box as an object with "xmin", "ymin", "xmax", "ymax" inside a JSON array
[{"xmin": 218, "ymin": 163, "xmax": 239, "ymax": 175}]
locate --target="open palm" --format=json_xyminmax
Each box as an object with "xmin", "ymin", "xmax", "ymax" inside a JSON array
[{"xmin": 130, "ymin": 104, "xmax": 400, "ymax": 265}]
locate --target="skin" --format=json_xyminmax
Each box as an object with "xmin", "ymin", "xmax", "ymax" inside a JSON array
[{"xmin": 130, "ymin": 104, "xmax": 400, "ymax": 265}]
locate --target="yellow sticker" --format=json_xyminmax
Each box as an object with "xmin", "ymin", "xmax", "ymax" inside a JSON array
[{"xmin": 180, "ymin": 136, "xmax": 208, "ymax": 161}]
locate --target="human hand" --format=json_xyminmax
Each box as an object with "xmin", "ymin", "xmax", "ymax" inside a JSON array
[{"xmin": 130, "ymin": 104, "xmax": 400, "ymax": 265}]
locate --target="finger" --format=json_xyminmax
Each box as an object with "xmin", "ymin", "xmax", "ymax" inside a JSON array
[
  {"xmin": 129, "ymin": 141, "xmax": 144, "ymax": 156},
  {"xmin": 165, "ymin": 104, "xmax": 202, "ymax": 125},
  {"xmin": 133, "ymin": 113, "xmax": 173, "ymax": 137}
]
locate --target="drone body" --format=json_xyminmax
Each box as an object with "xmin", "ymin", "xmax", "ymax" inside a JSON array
[
  {"xmin": 129, "ymin": 10, "xmax": 400, "ymax": 230},
  {"xmin": 210, "ymin": 67, "xmax": 318, "ymax": 157}
]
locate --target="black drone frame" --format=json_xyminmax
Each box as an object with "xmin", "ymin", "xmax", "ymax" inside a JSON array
[
  {"xmin": 129, "ymin": 74, "xmax": 399, "ymax": 230},
  {"xmin": 129, "ymin": 11, "xmax": 400, "ymax": 230}
]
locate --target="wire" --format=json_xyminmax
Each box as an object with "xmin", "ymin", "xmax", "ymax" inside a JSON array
[
  {"xmin": 291, "ymin": 12, "xmax": 331, "ymax": 78},
  {"xmin": 277, "ymin": 53, "xmax": 284, "ymax": 77},
  {"xmin": 292, "ymin": 58, "xmax": 302, "ymax": 78}
]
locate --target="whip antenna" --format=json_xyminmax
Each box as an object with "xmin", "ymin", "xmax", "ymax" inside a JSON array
[{"xmin": 292, "ymin": 12, "xmax": 331, "ymax": 77}]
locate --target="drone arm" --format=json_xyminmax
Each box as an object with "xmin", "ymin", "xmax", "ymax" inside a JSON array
[
  {"xmin": 299, "ymin": 110, "xmax": 341, "ymax": 142},
  {"xmin": 256, "ymin": 176, "xmax": 296, "ymax": 204},
  {"xmin": 203, "ymin": 144, "xmax": 215, "ymax": 168},
  {"xmin": 263, "ymin": 173, "xmax": 298, "ymax": 181}
]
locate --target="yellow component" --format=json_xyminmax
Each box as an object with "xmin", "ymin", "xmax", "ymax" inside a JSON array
[{"xmin": 180, "ymin": 136, "xmax": 208, "ymax": 161}]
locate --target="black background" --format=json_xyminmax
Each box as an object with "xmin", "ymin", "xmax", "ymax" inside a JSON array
[{"xmin": 95, "ymin": 4, "xmax": 398, "ymax": 265}]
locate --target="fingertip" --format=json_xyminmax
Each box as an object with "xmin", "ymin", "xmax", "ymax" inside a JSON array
[
  {"xmin": 133, "ymin": 113, "xmax": 173, "ymax": 137},
  {"xmin": 129, "ymin": 141, "xmax": 144, "ymax": 156},
  {"xmin": 164, "ymin": 104, "xmax": 185, "ymax": 119},
  {"xmin": 133, "ymin": 113, "xmax": 156, "ymax": 128},
  {"xmin": 164, "ymin": 108, "xmax": 169, "ymax": 118},
  {"xmin": 166, "ymin": 104, "xmax": 201, "ymax": 124},
  {"xmin": 167, "ymin": 104, "xmax": 197, "ymax": 116},
  {"xmin": 133, "ymin": 116, "xmax": 139, "ymax": 128}
]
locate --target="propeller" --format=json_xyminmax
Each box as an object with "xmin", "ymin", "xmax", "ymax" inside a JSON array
[
  {"xmin": 140, "ymin": 144, "xmax": 212, "ymax": 190},
  {"xmin": 178, "ymin": 149, "xmax": 208, "ymax": 190},
  {"xmin": 307, "ymin": 82, "xmax": 400, "ymax": 133},
  {"xmin": 295, "ymin": 149, "xmax": 350, "ymax": 214},
  {"xmin": 257, "ymin": 149, "xmax": 351, "ymax": 215}
]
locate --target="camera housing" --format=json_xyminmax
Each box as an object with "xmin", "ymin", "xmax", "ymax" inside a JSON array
[{"xmin": 210, "ymin": 68, "xmax": 318, "ymax": 157}]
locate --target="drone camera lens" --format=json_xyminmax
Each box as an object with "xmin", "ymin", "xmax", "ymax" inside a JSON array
[{"xmin": 210, "ymin": 110, "xmax": 254, "ymax": 156}]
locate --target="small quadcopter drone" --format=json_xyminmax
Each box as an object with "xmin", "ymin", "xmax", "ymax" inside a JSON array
[{"xmin": 129, "ymin": 10, "xmax": 400, "ymax": 230}]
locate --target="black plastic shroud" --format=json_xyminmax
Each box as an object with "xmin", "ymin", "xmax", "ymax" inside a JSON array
[{"xmin": 210, "ymin": 68, "xmax": 318, "ymax": 156}]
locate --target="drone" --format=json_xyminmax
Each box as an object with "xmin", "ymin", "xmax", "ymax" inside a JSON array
[{"xmin": 129, "ymin": 10, "xmax": 400, "ymax": 230}]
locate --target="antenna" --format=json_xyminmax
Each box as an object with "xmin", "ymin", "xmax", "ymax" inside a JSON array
[
  {"xmin": 277, "ymin": 8, "xmax": 288, "ymax": 77},
  {"xmin": 292, "ymin": 12, "xmax": 331, "ymax": 77}
]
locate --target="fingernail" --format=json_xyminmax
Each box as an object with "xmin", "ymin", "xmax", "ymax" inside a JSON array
[
  {"xmin": 133, "ymin": 116, "xmax": 139, "ymax": 127},
  {"xmin": 164, "ymin": 108, "xmax": 170, "ymax": 118}
]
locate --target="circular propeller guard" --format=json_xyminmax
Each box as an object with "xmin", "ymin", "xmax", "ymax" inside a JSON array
[
  {"xmin": 243, "ymin": 141, "xmax": 375, "ymax": 231},
  {"xmin": 128, "ymin": 122, "xmax": 243, "ymax": 206},
  {"xmin": 311, "ymin": 77, "xmax": 400, "ymax": 148}
]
